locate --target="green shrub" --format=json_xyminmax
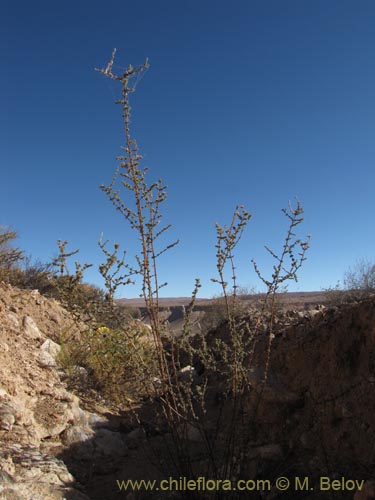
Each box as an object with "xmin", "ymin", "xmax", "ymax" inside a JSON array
[{"xmin": 57, "ymin": 320, "xmax": 157, "ymax": 401}]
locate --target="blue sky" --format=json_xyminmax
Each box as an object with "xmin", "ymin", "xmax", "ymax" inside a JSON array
[{"xmin": 2, "ymin": 0, "xmax": 374, "ymax": 298}]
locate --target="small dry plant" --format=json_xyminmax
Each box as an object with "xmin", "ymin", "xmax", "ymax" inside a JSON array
[
  {"xmin": 322, "ymin": 258, "xmax": 375, "ymax": 307},
  {"xmin": 343, "ymin": 257, "xmax": 375, "ymax": 299},
  {"xmin": 0, "ymin": 226, "xmax": 24, "ymax": 283}
]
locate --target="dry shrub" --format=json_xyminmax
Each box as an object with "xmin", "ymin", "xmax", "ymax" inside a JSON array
[{"xmin": 57, "ymin": 320, "xmax": 157, "ymax": 402}]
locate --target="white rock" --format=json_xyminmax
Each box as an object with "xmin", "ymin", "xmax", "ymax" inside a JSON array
[
  {"xmin": 69, "ymin": 405, "xmax": 87, "ymax": 426},
  {"xmin": 62, "ymin": 425, "xmax": 92, "ymax": 446},
  {"xmin": 308, "ymin": 309, "xmax": 321, "ymax": 318},
  {"xmin": 23, "ymin": 316, "xmax": 42, "ymax": 339},
  {"xmin": 0, "ymin": 387, "xmax": 10, "ymax": 398},
  {"xmin": 7, "ymin": 312, "xmax": 19, "ymax": 329},
  {"xmin": 41, "ymin": 339, "xmax": 61, "ymax": 358},
  {"xmin": 0, "ymin": 342, "xmax": 9, "ymax": 352},
  {"xmin": 87, "ymin": 412, "xmax": 109, "ymax": 430},
  {"xmin": 0, "ymin": 405, "xmax": 16, "ymax": 431},
  {"xmin": 179, "ymin": 365, "xmax": 198, "ymax": 383},
  {"xmin": 37, "ymin": 350, "xmax": 57, "ymax": 368}
]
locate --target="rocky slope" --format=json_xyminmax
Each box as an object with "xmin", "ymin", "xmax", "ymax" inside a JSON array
[{"xmin": 0, "ymin": 283, "xmax": 123, "ymax": 500}]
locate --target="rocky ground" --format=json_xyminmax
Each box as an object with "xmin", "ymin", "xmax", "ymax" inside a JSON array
[{"xmin": 0, "ymin": 282, "xmax": 374, "ymax": 499}]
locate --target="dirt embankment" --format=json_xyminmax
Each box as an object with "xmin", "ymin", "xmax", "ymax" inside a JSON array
[{"xmin": 251, "ymin": 296, "xmax": 375, "ymax": 491}]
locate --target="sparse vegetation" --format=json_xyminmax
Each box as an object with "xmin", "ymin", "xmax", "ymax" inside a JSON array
[
  {"xmin": 2, "ymin": 48, "xmax": 374, "ymax": 500},
  {"xmin": 321, "ymin": 281, "xmax": 347, "ymax": 307},
  {"xmin": 0, "ymin": 226, "xmax": 24, "ymax": 282},
  {"xmin": 344, "ymin": 257, "xmax": 375, "ymax": 296},
  {"xmin": 321, "ymin": 258, "xmax": 375, "ymax": 306}
]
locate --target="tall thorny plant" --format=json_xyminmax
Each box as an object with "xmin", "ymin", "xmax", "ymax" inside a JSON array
[
  {"xmin": 96, "ymin": 48, "xmax": 178, "ymax": 327},
  {"xmin": 93, "ymin": 50, "xmax": 311, "ymax": 489},
  {"xmin": 96, "ymin": 50, "xmax": 182, "ymax": 414}
]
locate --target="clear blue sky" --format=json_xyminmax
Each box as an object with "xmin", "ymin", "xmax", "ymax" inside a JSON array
[{"xmin": 2, "ymin": 0, "xmax": 374, "ymax": 298}]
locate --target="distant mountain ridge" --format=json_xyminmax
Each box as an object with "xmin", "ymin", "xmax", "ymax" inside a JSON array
[
  {"xmin": 116, "ymin": 296, "xmax": 210, "ymax": 307},
  {"xmin": 115, "ymin": 291, "xmax": 330, "ymax": 309}
]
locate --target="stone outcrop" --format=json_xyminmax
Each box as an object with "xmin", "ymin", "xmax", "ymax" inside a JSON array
[{"xmin": 0, "ymin": 283, "xmax": 94, "ymax": 499}]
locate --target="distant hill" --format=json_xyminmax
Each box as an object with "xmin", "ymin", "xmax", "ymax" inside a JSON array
[
  {"xmin": 116, "ymin": 291, "xmax": 331, "ymax": 309},
  {"xmin": 116, "ymin": 296, "xmax": 210, "ymax": 307}
]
